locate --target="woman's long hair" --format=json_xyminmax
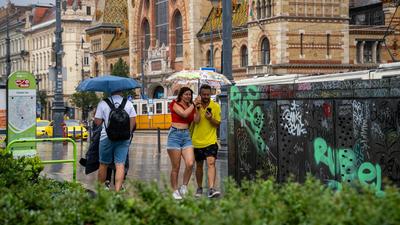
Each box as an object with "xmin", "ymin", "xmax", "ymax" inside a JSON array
[{"xmin": 176, "ymin": 87, "xmax": 193, "ymax": 103}]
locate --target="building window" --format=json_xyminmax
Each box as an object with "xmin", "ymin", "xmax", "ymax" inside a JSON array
[
  {"xmin": 240, "ymin": 45, "xmax": 248, "ymax": 67},
  {"xmin": 110, "ymin": 64, "xmax": 113, "ymax": 72},
  {"xmin": 91, "ymin": 39, "xmax": 101, "ymax": 52},
  {"xmin": 84, "ymin": 56, "xmax": 89, "ymax": 65},
  {"xmin": 95, "ymin": 62, "xmax": 99, "ymax": 77},
  {"xmin": 174, "ymin": 11, "xmax": 183, "ymax": 58},
  {"xmin": 261, "ymin": 38, "xmax": 270, "ymax": 64},
  {"xmin": 266, "ymin": 0, "xmax": 271, "ymax": 17},
  {"xmin": 257, "ymin": 0, "xmax": 261, "ymax": 19},
  {"xmin": 300, "ymin": 33, "xmax": 304, "ymax": 56},
  {"xmin": 326, "ymin": 34, "xmax": 330, "ymax": 56},
  {"xmin": 363, "ymin": 42, "xmax": 373, "ymax": 63},
  {"xmin": 142, "ymin": 19, "xmax": 150, "ymax": 52},
  {"xmin": 155, "ymin": 0, "xmax": 169, "ymax": 46},
  {"xmin": 86, "ymin": 6, "xmax": 91, "ymax": 15},
  {"xmin": 206, "ymin": 50, "xmax": 211, "ymax": 66}
]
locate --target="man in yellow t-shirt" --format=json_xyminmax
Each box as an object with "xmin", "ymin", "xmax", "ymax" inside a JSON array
[{"xmin": 192, "ymin": 84, "xmax": 221, "ymax": 198}]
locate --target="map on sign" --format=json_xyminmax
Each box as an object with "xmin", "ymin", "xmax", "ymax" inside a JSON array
[{"xmin": 8, "ymin": 95, "xmax": 35, "ymax": 132}]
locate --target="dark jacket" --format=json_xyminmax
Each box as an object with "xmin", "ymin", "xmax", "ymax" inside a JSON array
[{"xmin": 79, "ymin": 122, "xmax": 101, "ymax": 174}]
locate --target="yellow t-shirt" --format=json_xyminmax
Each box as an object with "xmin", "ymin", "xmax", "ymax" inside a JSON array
[{"xmin": 191, "ymin": 100, "xmax": 221, "ymax": 148}]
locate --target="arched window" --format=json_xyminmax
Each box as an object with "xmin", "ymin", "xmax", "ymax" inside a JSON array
[
  {"xmin": 110, "ymin": 63, "xmax": 113, "ymax": 72},
  {"xmin": 155, "ymin": 0, "xmax": 169, "ymax": 46},
  {"xmin": 261, "ymin": 38, "xmax": 270, "ymax": 64},
  {"xmin": 174, "ymin": 11, "xmax": 183, "ymax": 58},
  {"xmin": 257, "ymin": 0, "xmax": 261, "ymax": 19},
  {"xmin": 241, "ymin": 45, "xmax": 248, "ymax": 67},
  {"xmin": 143, "ymin": 19, "xmax": 150, "ymax": 51},
  {"xmin": 153, "ymin": 86, "xmax": 164, "ymax": 99}
]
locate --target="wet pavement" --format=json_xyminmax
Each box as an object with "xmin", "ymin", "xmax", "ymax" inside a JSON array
[{"xmin": 37, "ymin": 130, "xmax": 228, "ymax": 192}]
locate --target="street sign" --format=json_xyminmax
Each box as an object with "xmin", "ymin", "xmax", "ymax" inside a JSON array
[
  {"xmin": 200, "ymin": 67, "xmax": 216, "ymax": 72},
  {"xmin": 7, "ymin": 71, "xmax": 37, "ymax": 157}
]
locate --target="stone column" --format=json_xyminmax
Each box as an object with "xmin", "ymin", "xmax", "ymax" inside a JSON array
[
  {"xmin": 372, "ymin": 41, "xmax": 378, "ymax": 63},
  {"xmin": 358, "ymin": 41, "xmax": 365, "ymax": 64}
]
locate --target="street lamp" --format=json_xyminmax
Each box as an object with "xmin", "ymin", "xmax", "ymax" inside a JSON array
[
  {"xmin": 5, "ymin": 2, "xmax": 11, "ymax": 82},
  {"xmin": 52, "ymin": 0, "xmax": 65, "ymax": 138}
]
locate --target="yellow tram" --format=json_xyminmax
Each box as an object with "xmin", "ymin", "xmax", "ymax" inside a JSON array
[{"xmin": 131, "ymin": 98, "xmax": 173, "ymax": 130}]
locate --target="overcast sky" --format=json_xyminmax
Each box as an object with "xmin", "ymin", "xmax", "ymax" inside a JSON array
[{"xmin": 0, "ymin": 0, "xmax": 54, "ymax": 8}]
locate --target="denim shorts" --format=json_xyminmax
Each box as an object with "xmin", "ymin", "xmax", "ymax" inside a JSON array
[
  {"xmin": 99, "ymin": 137, "xmax": 130, "ymax": 164},
  {"xmin": 166, "ymin": 127, "xmax": 193, "ymax": 150}
]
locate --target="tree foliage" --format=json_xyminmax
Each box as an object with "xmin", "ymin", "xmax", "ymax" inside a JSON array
[
  {"xmin": 111, "ymin": 58, "xmax": 129, "ymax": 77},
  {"xmin": 70, "ymin": 92, "xmax": 100, "ymax": 120}
]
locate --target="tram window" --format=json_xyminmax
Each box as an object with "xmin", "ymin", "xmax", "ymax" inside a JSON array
[
  {"xmin": 148, "ymin": 104, "xmax": 154, "ymax": 115},
  {"xmin": 142, "ymin": 104, "xmax": 148, "ymax": 114},
  {"xmin": 133, "ymin": 104, "xmax": 138, "ymax": 114},
  {"xmin": 156, "ymin": 102, "xmax": 162, "ymax": 114},
  {"xmin": 167, "ymin": 101, "xmax": 172, "ymax": 113}
]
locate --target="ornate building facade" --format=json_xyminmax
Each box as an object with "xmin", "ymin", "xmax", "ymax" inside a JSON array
[
  {"xmin": 128, "ymin": 0, "xmax": 212, "ymax": 97},
  {"xmin": 198, "ymin": 0, "xmax": 400, "ymax": 79},
  {"xmin": 86, "ymin": 0, "xmax": 130, "ymax": 80},
  {"xmin": 24, "ymin": 1, "xmax": 93, "ymax": 119},
  {"xmin": 0, "ymin": 2, "xmax": 31, "ymax": 84}
]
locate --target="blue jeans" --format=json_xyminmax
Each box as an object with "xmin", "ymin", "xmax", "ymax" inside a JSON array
[
  {"xmin": 99, "ymin": 137, "xmax": 130, "ymax": 164},
  {"xmin": 166, "ymin": 127, "xmax": 193, "ymax": 150}
]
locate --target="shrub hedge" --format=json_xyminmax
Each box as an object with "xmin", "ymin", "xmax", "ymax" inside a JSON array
[{"xmin": 1, "ymin": 151, "xmax": 400, "ymax": 225}]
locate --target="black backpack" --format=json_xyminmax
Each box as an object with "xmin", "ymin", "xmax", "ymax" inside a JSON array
[{"xmin": 104, "ymin": 98, "xmax": 131, "ymax": 141}]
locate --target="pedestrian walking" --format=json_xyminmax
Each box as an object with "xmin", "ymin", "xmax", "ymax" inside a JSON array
[
  {"xmin": 167, "ymin": 87, "xmax": 197, "ymax": 200},
  {"xmin": 94, "ymin": 90, "xmax": 136, "ymax": 192},
  {"xmin": 192, "ymin": 84, "xmax": 221, "ymax": 198}
]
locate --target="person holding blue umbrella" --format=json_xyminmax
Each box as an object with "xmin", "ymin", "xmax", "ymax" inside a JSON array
[{"xmin": 77, "ymin": 75, "xmax": 140, "ymax": 191}]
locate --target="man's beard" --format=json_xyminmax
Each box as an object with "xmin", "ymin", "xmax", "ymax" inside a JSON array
[{"xmin": 202, "ymin": 99, "xmax": 210, "ymax": 104}]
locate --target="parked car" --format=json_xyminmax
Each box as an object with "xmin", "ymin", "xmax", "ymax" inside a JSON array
[
  {"xmin": 64, "ymin": 119, "xmax": 89, "ymax": 140},
  {"xmin": 36, "ymin": 120, "xmax": 50, "ymax": 137},
  {"xmin": 46, "ymin": 119, "xmax": 89, "ymax": 140}
]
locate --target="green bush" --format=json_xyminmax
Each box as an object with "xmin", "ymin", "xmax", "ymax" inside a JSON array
[{"xmin": 1, "ymin": 151, "xmax": 400, "ymax": 225}]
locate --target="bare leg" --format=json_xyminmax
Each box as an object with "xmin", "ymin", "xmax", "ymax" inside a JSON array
[
  {"xmin": 181, "ymin": 147, "xmax": 194, "ymax": 185},
  {"xmin": 168, "ymin": 149, "xmax": 182, "ymax": 190},
  {"xmin": 114, "ymin": 163, "xmax": 125, "ymax": 192},
  {"xmin": 98, "ymin": 163, "xmax": 108, "ymax": 184},
  {"xmin": 207, "ymin": 156, "xmax": 217, "ymax": 188},
  {"xmin": 195, "ymin": 160, "xmax": 204, "ymax": 188}
]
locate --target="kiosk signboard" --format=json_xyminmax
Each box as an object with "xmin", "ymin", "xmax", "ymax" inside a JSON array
[{"xmin": 7, "ymin": 71, "xmax": 37, "ymax": 157}]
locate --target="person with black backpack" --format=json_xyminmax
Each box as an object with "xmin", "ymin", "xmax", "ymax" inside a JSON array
[{"xmin": 94, "ymin": 90, "xmax": 136, "ymax": 192}]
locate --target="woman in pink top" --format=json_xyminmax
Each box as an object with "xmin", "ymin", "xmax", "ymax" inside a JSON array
[{"xmin": 167, "ymin": 87, "xmax": 200, "ymax": 200}]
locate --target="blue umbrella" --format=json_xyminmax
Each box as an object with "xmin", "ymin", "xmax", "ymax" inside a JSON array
[{"xmin": 76, "ymin": 75, "xmax": 141, "ymax": 93}]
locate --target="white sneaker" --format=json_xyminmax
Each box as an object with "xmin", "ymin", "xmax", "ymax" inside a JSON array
[
  {"xmin": 172, "ymin": 190, "xmax": 182, "ymax": 200},
  {"xmin": 179, "ymin": 185, "xmax": 188, "ymax": 196}
]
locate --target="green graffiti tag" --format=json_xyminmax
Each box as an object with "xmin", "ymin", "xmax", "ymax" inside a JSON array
[
  {"xmin": 313, "ymin": 137, "xmax": 383, "ymax": 194},
  {"xmin": 230, "ymin": 85, "xmax": 268, "ymax": 154}
]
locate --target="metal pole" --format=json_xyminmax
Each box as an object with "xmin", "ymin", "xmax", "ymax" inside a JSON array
[
  {"xmin": 219, "ymin": 0, "xmax": 233, "ymax": 158},
  {"xmin": 157, "ymin": 127, "xmax": 161, "ymax": 154},
  {"xmin": 210, "ymin": 13, "xmax": 214, "ymax": 68},
  {"xmin": 140, "ymin": 39, "xmax": 146, "ymax": 98},
  {"xmin": 5, "ymin": 5, "xmax": 11, "ymax": 79},
  {"xmin": 141, "ymin": 58, "xmax": 145, "ymax": 98},
  {"xmin": 52, "ymin": 0, "xmax": 65, "ymax": 138}
]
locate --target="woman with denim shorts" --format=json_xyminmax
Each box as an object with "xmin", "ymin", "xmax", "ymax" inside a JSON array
[{"xmin": 167, "ymin": 87, "xmax": 198, "ymax": 200}]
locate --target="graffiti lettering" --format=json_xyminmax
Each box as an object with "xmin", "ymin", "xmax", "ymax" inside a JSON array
[
  {"xmin": 230, "ymin": 86, "xmax": 268, "ymax": 154},
  {"xmin": 282, "ymin": 101, "xmax": 307, "ymax": 136},
  {"xmin": 313, "ymin": 137, "xmax": 382, "ymax": 194}
]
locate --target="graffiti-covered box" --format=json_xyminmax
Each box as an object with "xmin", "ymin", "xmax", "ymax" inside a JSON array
[{"xmin": 228, "ymin": 78, "xmax": 400, "ymax": 192}]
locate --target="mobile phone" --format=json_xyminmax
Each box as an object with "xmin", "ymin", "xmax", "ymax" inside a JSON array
[{"xmin": 206, "ymin": 108, "xmax": 212, "ymax": 113}]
